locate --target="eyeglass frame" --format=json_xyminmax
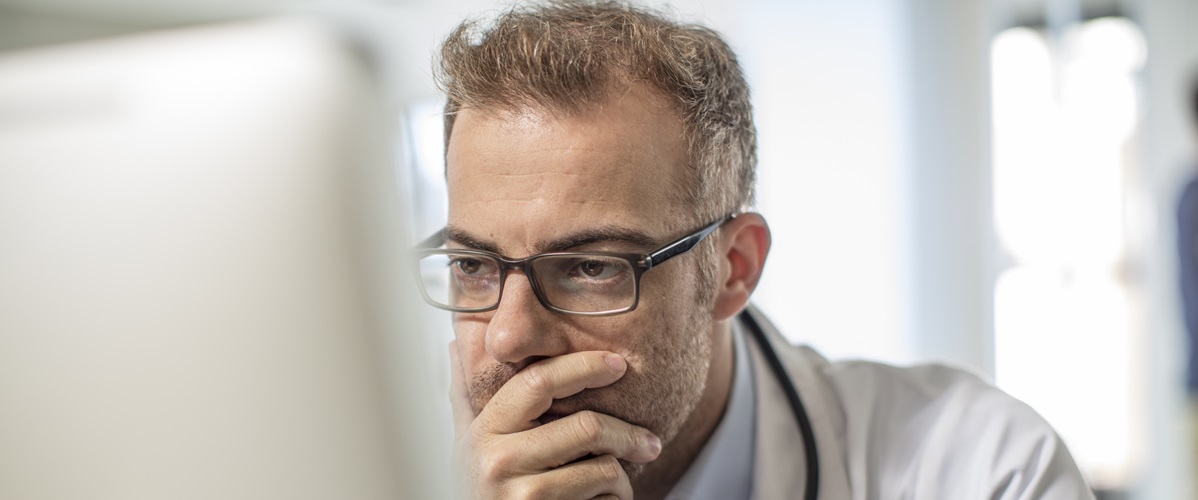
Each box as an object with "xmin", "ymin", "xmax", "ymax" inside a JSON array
[{"xmin": 411, "ymin": 213, "xmax": 736, "ymax": 317}]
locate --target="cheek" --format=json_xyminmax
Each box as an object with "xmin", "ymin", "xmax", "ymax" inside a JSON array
[
  {"xmin": 597, "ymin": 314, "xmax": 666, "ymax": 371},
  {"xmin": 645, "ymin": 253, "xmax": 699, "ymax": 298},
  {"xmin": 452, "ymin": 314, "xmax": 491, "ymax": 369},
  {"xmin": 623, "ymin": 282, "xmax": 704, "ymax": 366},
  {"xmin": 636, "ymin": 267, "xmax": 703, "ymax": 328}
]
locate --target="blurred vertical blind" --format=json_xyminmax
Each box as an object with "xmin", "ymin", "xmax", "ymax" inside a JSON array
[{"xmin": 990, "ymin": 16, "xmax": 1148, "ymax": 490}]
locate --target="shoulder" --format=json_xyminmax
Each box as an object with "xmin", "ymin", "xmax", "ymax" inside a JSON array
[
  {"xmin": 821, "ymin": 358, "xmax": 1050, "ymax": 456},
  {"xmin": 789, "ymin": 347, "xmax": 1093, "ymax": 498}
]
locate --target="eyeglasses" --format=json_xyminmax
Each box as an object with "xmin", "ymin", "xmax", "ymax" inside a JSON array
[{"xmin": 411, "ymin": 214, "xmax": 734, "ymax": 316}]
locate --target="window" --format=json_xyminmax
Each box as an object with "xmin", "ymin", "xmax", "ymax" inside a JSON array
[{"xmin": 990, "ymin": 17, "xmax": 1147, "ymax": 488}]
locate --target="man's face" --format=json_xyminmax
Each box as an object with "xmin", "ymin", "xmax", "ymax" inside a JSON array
[{"xmin": 444, "ymin": 83, "xmax": 715, "ymax": 455}]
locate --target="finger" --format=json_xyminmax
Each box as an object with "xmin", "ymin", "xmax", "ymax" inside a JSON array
[
  {"xmin": 520, "ymin": 410, "xmax": 661, "ymax": 467},
  {"xmin": 507, "ymin": 455, "xmax": 632, "ymax": 500},
  {"xmin": 448, "ymin": 340, "xmax": 475, "ymax": 439},
  {"xmin": 480, "ymin": 351, "xmax": 627, "ymax": 434}
]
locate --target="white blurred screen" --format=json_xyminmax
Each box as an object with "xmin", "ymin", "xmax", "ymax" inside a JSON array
[{"xmin": 0, "ymin": 17, "xmax": 444, "ymax": 500}]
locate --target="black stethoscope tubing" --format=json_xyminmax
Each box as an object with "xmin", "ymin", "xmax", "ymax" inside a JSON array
[{"xmin": 740, "ymin": 310, "xmax": 820, "ymax": 500}]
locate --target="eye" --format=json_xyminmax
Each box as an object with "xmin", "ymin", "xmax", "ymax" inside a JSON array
[
  {"xmin": 565, "ymin": 258, "xmax": 628, "ymax": 281},
  {"xmin": 579, "ymin": 260, "xmax": 607, "ymax": 277},
  {"xmin": 451, "ymin": 257, "xmax": 485, "ymax": 275}
]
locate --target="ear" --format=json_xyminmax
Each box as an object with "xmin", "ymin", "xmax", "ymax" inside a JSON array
[{"xmin": 712, "ymin": 213, "xmax": 771, "ymax": 321}]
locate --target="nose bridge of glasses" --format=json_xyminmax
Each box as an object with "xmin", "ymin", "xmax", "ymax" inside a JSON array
[
  {"xmin": 495, "ymin": 253, "xmax": 555, "ymax": 291},
  {"xmin": 494, "ymin": 254, "xmax": 536, "ymax": 277},
  {"xmin": 491, "ymin": 254, "xmax": 560, "ymax": 313}
]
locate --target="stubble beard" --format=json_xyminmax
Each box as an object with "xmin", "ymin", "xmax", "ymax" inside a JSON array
[{"xmin": 466, "ymin": 301, "xmax": 713, "ymax": 480}]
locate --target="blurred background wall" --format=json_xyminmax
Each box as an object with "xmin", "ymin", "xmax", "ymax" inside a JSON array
[{"xmin": 3, "ymin": 0, "xmax": 1196, "ymax": 497}]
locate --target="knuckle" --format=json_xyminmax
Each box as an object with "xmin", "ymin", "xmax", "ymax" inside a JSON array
[
  {"xmin": 468, "ymin": 423, "xmax": 486, "ymax": 442},
  {"xmin": 508, "ymin": 480, "xmax": 548, "ymax": 500},
  {"xmin": 583, "ymin": 353, "xmax": 610, "ymax": 377},
  {"xmin": 624, "ymin": 425, "xmax": 644, "ymax": 450},
  {"xmin": 478, "ymin": 450, "xmax": 514, "ymax": 483},
  {"xmin": 520, "ymin": 365, "xmax": 549, "ymax": 396},
  {"xmin": 466, "ymin": 422, "xmax": 492, "ymax": 447},
  {"xmin": 573, "ymin": 410, "xmax": 603, "ymax": 443},
  {"xmin": 596, "ymin": 454, "xmax": 622, "ymax": 484}
]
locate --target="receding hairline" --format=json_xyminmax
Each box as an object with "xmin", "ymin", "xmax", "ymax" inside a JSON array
[
  {"xmin": 444, "ymin": 70, "xmax": 685, "ymax": 147},
  {"xmin": 449, "ymin": 75, "xmax": 682, "ymax": 135},
  {"xmin": 436, "ymin": 0, "xmax": 758, "ymax": 236}
]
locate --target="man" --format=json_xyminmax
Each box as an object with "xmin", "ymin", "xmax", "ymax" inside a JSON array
[{"xmin": 413, "ymin": 2, "xmax": 1093, "ymax": 498}]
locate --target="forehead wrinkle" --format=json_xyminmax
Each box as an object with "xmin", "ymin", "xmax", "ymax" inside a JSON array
[
  {"xmin": 456, "ymin": 174, "xmax": 624, "ymax": 207},
  {"xmin": 454, "ymin": 168, "xmax": 622, "ymax": 191},
  {"xmin": 458, "ymin": 198, "xmax": 620, "ymax": 206},
  {"xmin": 508, "ymin": 144, "xmax": 631, "ymax": 156},
  {"xmin": 466, "ymin": 170, "xmax": 599, "ymax": 179},
  {"xmin": 454, "ymin": 132, "xmax": 644, "ymax": 176},
  {"xmin": 462, "ymin": 148, "xmax": 639, "ymax": 178}
]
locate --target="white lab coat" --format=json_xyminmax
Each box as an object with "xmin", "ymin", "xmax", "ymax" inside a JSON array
[{"xmin": 741, "ymin": 306, "xmax": 1095, "ymax": 500}]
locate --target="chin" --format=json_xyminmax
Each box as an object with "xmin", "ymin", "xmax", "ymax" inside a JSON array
[{"xmin": 621, "ymin": 458, "xmax": 648, "ymax": 479}]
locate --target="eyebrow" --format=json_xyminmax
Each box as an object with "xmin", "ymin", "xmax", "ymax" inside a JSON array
[{"xmin": 444, "ymin": 225, "xmax": 660, "ymax": 256}]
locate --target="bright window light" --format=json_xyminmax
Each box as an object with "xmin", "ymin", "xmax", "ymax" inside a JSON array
[{"xmin": 990, "ymin": 17, "xmax": 1147, "ymax": 489}]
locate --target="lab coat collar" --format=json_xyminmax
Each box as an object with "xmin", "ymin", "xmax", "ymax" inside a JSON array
[{"xmin": 743, "ymin": 305, "xmax": 853, "ymax": 500}]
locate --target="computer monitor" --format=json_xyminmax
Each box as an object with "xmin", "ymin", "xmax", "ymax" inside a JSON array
[{"xmin": 0, "ymin": 17, "xmax": 444, "ymax": 500}]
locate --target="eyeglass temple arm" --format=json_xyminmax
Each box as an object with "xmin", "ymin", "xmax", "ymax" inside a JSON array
[{"xmin": 645, "ymin": 214, "xmax": 735, "ymax": 268}]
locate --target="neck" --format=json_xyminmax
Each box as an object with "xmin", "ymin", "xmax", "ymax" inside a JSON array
[{"xmin": 632, "ymin": 320, "xmax": 735, "ymax": 500}]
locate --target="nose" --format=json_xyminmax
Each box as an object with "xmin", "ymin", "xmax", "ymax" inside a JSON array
[{"xmin": 484, "ymin": 272, "xmax": 568, "ymax": 365}]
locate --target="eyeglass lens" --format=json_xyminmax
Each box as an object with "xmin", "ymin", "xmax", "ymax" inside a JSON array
[{"xmin": 417, "ymin": 252, "xmax": 637, "ymax": 313}]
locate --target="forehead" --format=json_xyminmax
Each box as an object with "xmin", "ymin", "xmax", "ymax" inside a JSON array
[{"xmin": 445, "ymin": 84, "xmax": 689, "ymax": 254}]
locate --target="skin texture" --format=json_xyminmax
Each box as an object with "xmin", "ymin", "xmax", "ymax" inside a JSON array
[{"xmin": 445, "ymin": 82, "xmax": 771, "ymax": 499}]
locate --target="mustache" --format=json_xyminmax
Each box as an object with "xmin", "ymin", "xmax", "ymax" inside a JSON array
[{"xmin": 467, "ymin": 362, "xmax": 520, "ymax": 415}]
